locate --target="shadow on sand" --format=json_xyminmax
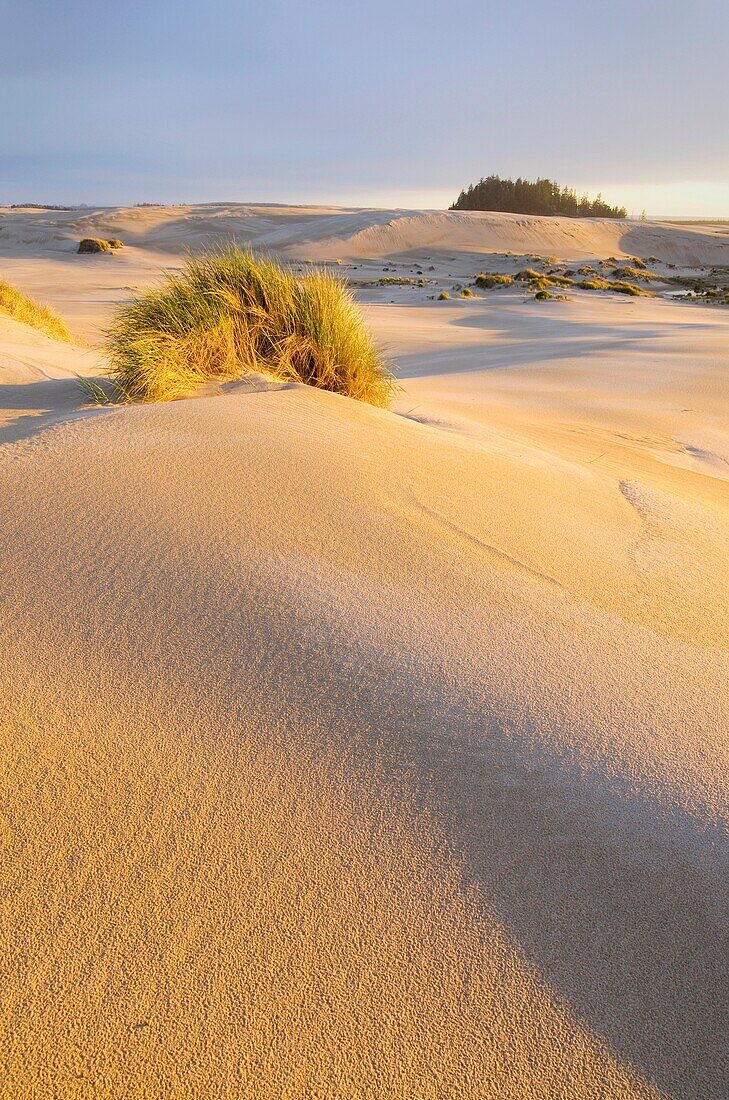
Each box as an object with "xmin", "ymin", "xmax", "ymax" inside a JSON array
[{"xmin": 0, "ymin": 377, "xmax": 114, "ymax": 446}]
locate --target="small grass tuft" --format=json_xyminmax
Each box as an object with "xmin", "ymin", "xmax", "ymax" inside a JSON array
[
  {"xmin": 0, "ymin": 279, "xmax": 73, "ymax": 342},
  {"xmin": 107, "ymin": 247, "xmax": 394, "ymax": 406},
  {"xmin": 108, "ymin": 239, "xmax": 124, "ymax": 250},
  {"xmin": 437, "ymin": 290, "xmax": 450, "ymax": 300},
  {"xmin": 534, "ymin": 290, "xmax": 553, "ymax": 301}
]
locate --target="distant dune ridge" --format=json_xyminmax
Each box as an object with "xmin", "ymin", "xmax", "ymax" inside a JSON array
[
  {"xmin": 2, "ymin": 202, "xmax": 729, "ymax": 267},
  {"xmin": 0, "ymin": 204, "xmax": 727, "ymax": 1097}
]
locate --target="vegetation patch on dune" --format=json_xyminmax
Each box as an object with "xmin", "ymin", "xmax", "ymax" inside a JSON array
[
  {"xmin": 579, "ymin": 278, "xmax": 611, "ymax": 291},
  {"xmin": 374, "ymin": 276, "xmax": 426, "ymax": 287},
  {"xmin": 610, "ymin": 280, "xmax": 650, "ymax": 296},
  {"xmin": 474, "ymin": 273, "xmax": 513, "ymax": 289},
  {"xmin": 351, "ymin": 276, "xmax": 429, "ymax": 288},
  {"xmin": 0, "ymin": 279, "xmax": 72, "ymax": 342},
  {"xmin": 514, "ymin": 269, "xmax": 574, "ymax": 292},
  {"xmin": 78, "ymin": 238, "xmax": 123, "ymax": 254},
  {"xmin": 611, "ymin": 265, "xmax": 662, "ymax": 282},
  {"xmin": 107, "ymin": 247, "xmax": 394, "ymax": 405},
  {"xmin": 579, "ymin": 277, "xmax": 652, "ymax": 296}
]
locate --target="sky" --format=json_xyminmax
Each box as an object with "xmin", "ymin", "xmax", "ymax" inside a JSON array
[{"xmin": 2, "ymin": 0, "xmax": 728, "ymax": 215}]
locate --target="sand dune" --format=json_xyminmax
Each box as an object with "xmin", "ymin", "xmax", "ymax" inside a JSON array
[
  {"xmin": 0, "ymin": 208, "xmax": 727, "ymax": 1097},
  {"xmin": 4, "ymin": 202, "xmax": 729, "ymax": 266}
]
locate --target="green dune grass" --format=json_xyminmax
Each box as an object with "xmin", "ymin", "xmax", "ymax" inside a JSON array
[
  {"xmin": 0, "ymin": 280, "xmax": 73, "ymax": 343},
  {"xmin": 107, "ymin": 247, "xmax": 394, "ymax": 406}
]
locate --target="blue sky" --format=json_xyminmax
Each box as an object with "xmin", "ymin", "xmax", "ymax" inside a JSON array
[{"xmin": 2, "ymin": 0, "xmax": 728, "ymax": 214}]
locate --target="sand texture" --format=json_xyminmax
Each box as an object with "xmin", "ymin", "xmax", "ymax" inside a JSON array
[{"xmin": 0, "ymin": 206, "xmax": 727, "ymax": 1098}]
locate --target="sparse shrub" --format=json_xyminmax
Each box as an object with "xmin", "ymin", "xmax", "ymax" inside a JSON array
[
  {"xmin": 0, "ymin": 279, "xmax": 72, "ymax": 342},
  {"xmin": 78, "ymin": 238, "xmax": 112, "ymax": 253},
  {"xmin": 107, "ymin": 247, "xmax": 393, "ymax": 406},
  {"xmin": 474, "ymin": 273, "xmax": 513, "ymax": 289},
  {"xmin": 438, "ymin": 291, "xmax": 450, "ymax": 300}
]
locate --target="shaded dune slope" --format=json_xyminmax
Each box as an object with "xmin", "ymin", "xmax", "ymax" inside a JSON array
[{"xmin": 1, "ymin": 387, "xmax": 726, "ymax": 1097}]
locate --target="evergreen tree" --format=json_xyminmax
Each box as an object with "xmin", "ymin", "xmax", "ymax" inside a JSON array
[{"xmin": 450, "ymin": 176, "xmax": 626, "ymax": 218}]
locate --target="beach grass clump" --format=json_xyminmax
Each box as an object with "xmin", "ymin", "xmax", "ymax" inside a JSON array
[
  {"xmin": 514, "ymin": 268, "xmax": 543, "ymax": 282},
  {"xmin": 579, "ymin": 278, "xmax": 611, "ymax": 291},
  {"xmin": 107, "ymin": 239, "xmax": 124, "ymax": 250},
  {"xmin": 515, "ymin": 269, "xmax": 572, "ymax": 290},
  {"xmin": 609, "ymin": 280, "xmax": 649, "ymax": 296},
  {"xmin": 437, "ymin": 290, "xmax": 450, "ymax": 300},
  {"xmin": 474, "ymin": 273, "xmax": 513, "ymax": 289},
  {"xmin": 107, "ymin": 247, "xmax": 393, "ymax": 406},
  {"xmin": 578, "ymin": 277, "xmax": 650, "ymax": 296},
  {"xmin": 0, "ymin": 279, "xmax": 73, "ymax": 342},
  {"xmin": 459, "ymin": 288, "xmax": 475, "ymax": 297},
  {"xmin": 78, "ymin": 238, "xmax": 112, "ymax": 253},
  {"xmin": 611, "ymin": 265, "xmax": 661, "ymax": 281},
  {"xmin": 534, "ymin": 290, "xmax": 553, "ymax": 300}
]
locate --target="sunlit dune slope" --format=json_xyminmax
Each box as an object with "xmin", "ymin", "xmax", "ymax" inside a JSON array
[{"xmin": 1, "ymin": 383, "xmax": 726, "ymax": 1098}]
